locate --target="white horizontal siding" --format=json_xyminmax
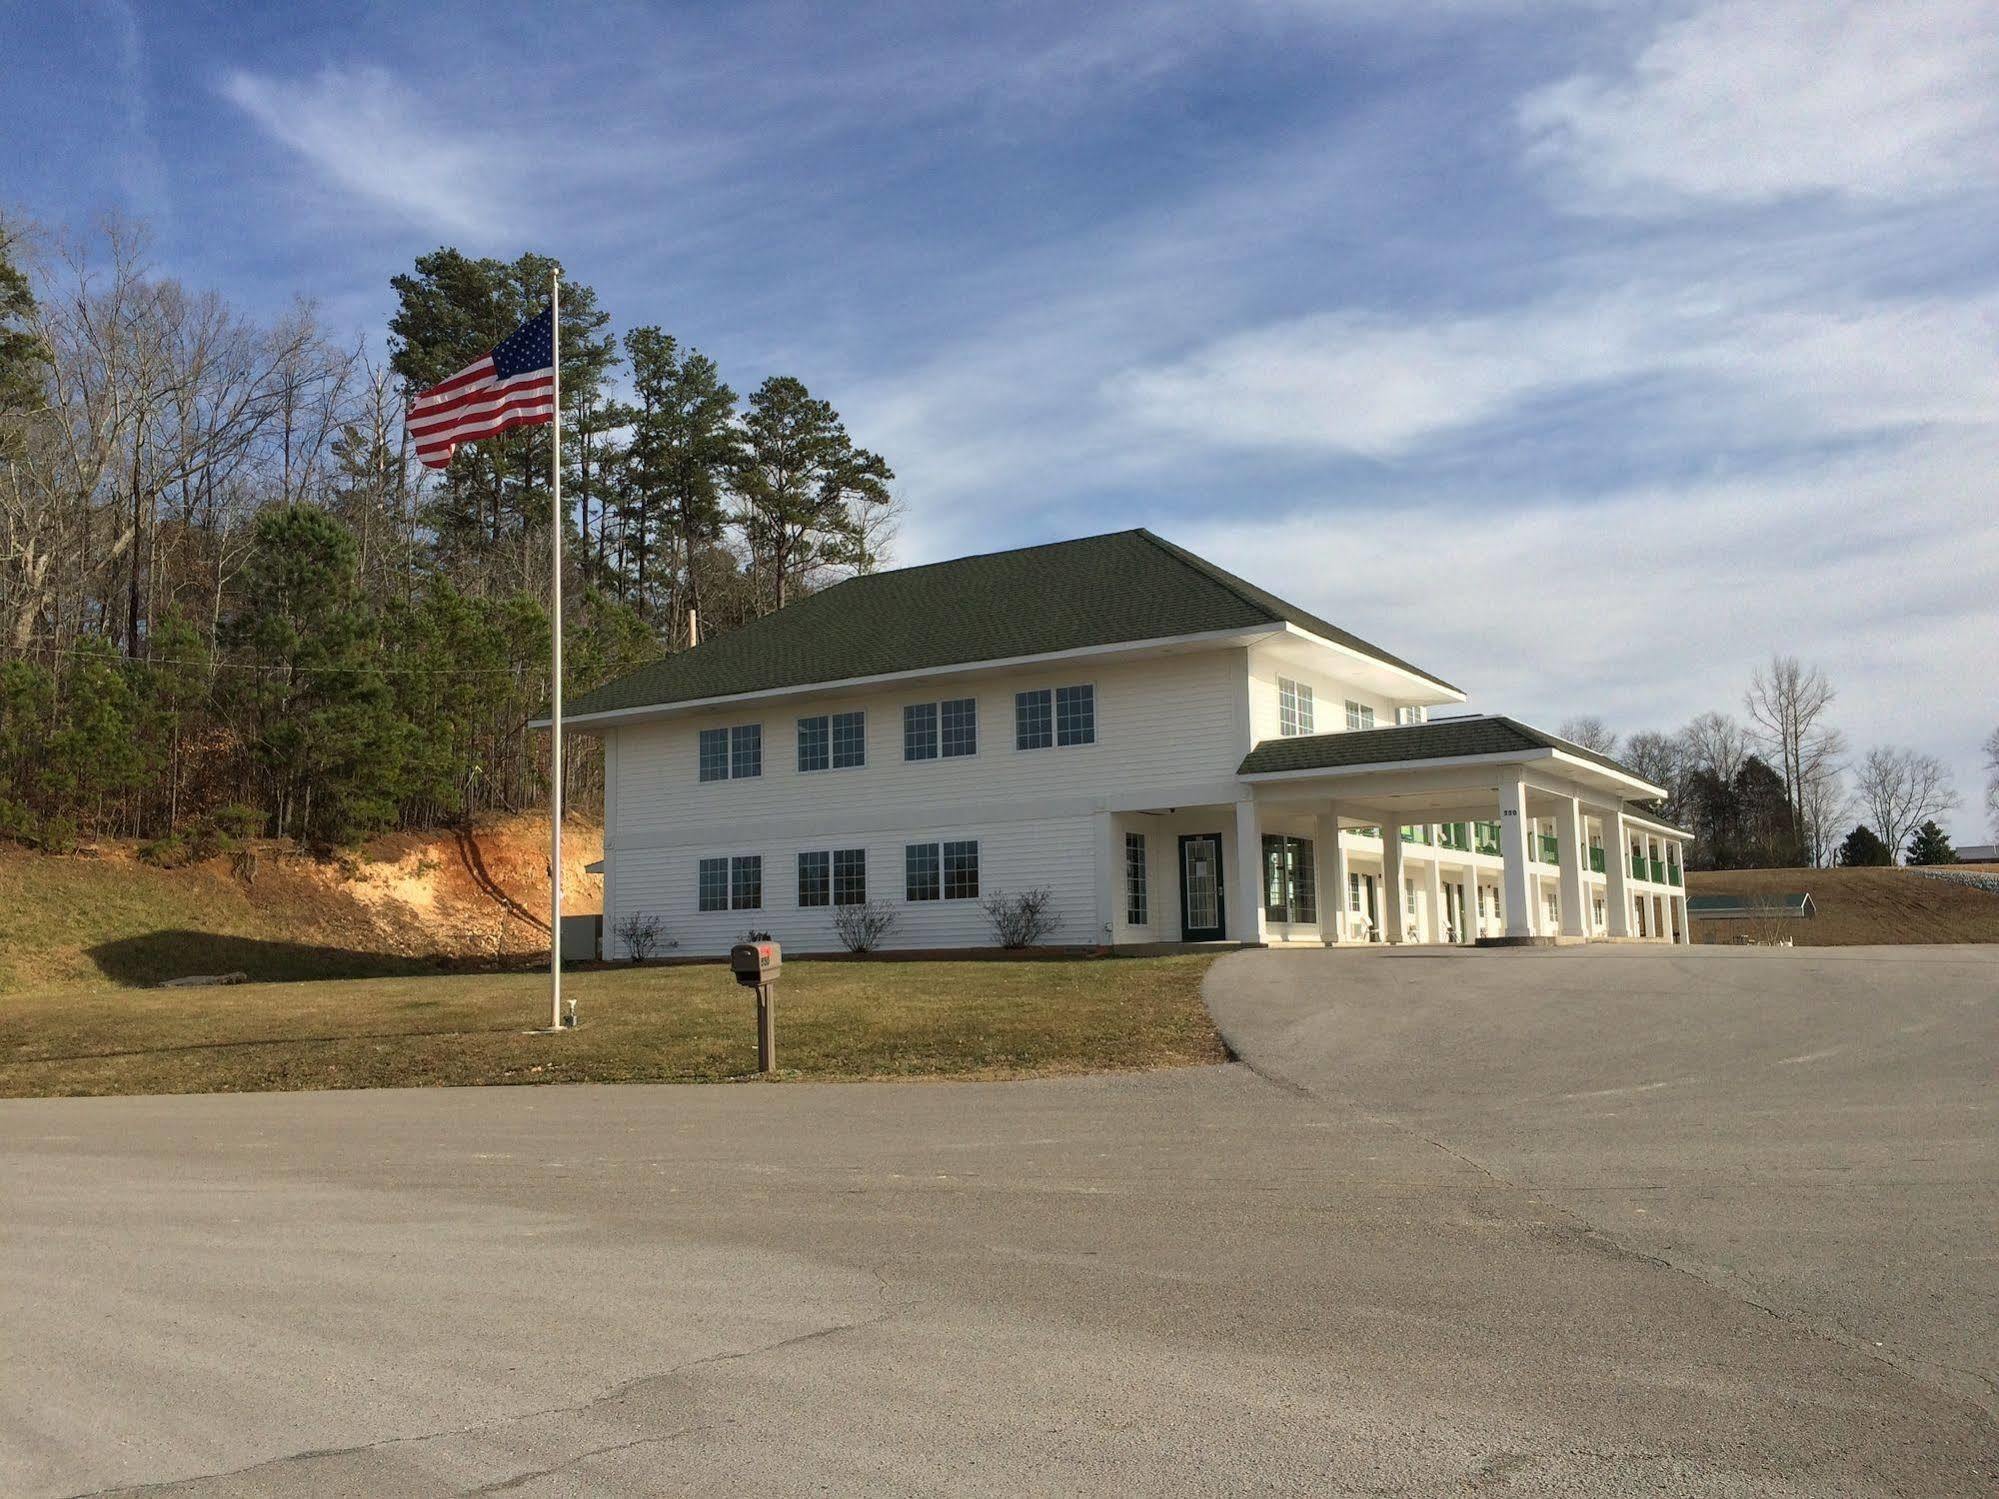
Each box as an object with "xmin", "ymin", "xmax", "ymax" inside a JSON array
[
  {"xmin": 611, "ymin": 649, "xmax": 1250, "ymax": 845},
  {"xmin": 606, "ymin": 815, "xmax": 1098, "ymax": 958},
  {"xmin": 1245, "ymin": 645, "xmax": 1404, "ymax": 743}
]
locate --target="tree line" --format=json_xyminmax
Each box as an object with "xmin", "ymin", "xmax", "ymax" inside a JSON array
[
  {"xmin": 1562, "ymin": 655, "xmax": 1991, "ymax": 870},
  {"xmin": 0, "ymin": 220, "xmax": 895, "ymax": 851}
]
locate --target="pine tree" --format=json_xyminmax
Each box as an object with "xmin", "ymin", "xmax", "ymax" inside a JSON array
[
  {"xmin": 734, "ymin": 376, "xmax": 891, "ymax": 611},
  {"xmin": 624, "ymin": 328, "xmax": 740, "ymax": 631},
  {"xmin": 1836, "ymin": 824, "xmax": 1892, "ymax": 867},
  {"xmin": 226, "ymin": 505, "xmax": 404, "ymax": 845},
  {"xmin": 1903, "ymin": 820, "xmax": 1956, "ymax": 866}
]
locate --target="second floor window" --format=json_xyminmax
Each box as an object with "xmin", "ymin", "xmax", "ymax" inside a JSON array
[
  {"xmin": 798, "ymin": 710, "xmax": 866, "ymax": 773},
  {"xmin": 699, "ymin": 723, "xmax": 762, "ymax": 781},
  {"xmin": 1345, "ymin": 700, "xmax": 1374, "ymax": 731},
  {"xmin": 904, "ymin": 698, "xmax": 977, "ymax": 760},
  {"xmin": 1017, "ymin": 684, "xmax": 1095, "ymax": 750},
  {"xmin": 1279, "ymin": 677, "xmax": 1314, "ymax": 736}
]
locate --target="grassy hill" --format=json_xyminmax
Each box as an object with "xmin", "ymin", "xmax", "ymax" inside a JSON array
[
  {"xmin": 0, "ymin": 816, "xmax": 602, "ymax": 993},
  {"xmin": 1688, "ymin": 866, "xmax": 1999, "ymax": 945}
]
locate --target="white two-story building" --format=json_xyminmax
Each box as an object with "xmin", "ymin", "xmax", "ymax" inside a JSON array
[{"xmin": 559, "ymin": 529, "xmax": 1692, "ymax": 956}]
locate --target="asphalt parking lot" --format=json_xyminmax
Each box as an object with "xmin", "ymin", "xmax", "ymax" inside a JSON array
[{"xmin": 3, "ymin": 945, "xmax": 1994, "ymax": 1496}]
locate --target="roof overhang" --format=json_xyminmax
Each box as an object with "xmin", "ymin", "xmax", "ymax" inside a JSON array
[
  {"xmin": 1264, "ymin": 624, "xmax": 1465, "ymax": 705},
  {"xmin": 1242, "ymin": 746, "xmax": 1670, "ymax": 807},
  {"xmin": 535, "ymin": 624, "xmax": 1288, "ymax": 731}
]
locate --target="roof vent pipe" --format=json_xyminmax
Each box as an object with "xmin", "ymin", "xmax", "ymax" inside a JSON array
[{"xmin": 686, "ymin": 608, "xmax": 700, "ymax": 648}]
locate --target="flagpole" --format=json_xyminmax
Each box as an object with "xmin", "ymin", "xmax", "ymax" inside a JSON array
[{"xmin": 549, "ymin": 268, "xmax": 566, "ymax": 1030}]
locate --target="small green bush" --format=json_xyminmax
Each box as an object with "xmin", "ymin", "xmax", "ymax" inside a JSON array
[
  {"xmin": 139, "ymin": 835, "xmax": 192, "ymax": 869},
  {"xmin": 37, "ymin": 814, "xmax": 78, "ymax": 855}
]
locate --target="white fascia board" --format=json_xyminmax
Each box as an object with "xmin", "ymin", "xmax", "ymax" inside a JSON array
[
  {"xmin": 1275, "ymin": 623, "xmax": 1467, "ymax": 703},
  {"xmin": 1545, "ymin": 748, "xmax": 1668, "ymax": 802},
  {"xmin": 535, "ymin": 624, "xmax": 1286, "ymax": 730},
  {"xmin": 1240, "ymin": 748, "xmax": 1556, "ymax": 786}
]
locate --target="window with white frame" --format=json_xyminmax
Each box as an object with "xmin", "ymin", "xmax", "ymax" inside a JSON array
[
  {"xmin": 1278, "ymin": 677, "xmax": 1314, "ymax": 737},
  {"xmin": 699, "ymin": 854, "xmax": 762, "ymax": 912},
  {"xmin": 833, "ymin": 848, "xmax": 867, "ymax": 906},
  {"xmin": 1125, "ymin": 832, "xmax": 1147, "ymax": 925},
  {"xmin": 1016, "ymin": 685, "xmax": 1095, "ymax": 750},
  {"xmin": 699, "ymin": 724, "xmax": 762, "ymax": 781},
  {"xmin": 799, "ymin": 848, "xmax": 867, "ymax": 907},
  {"xmin": 903, "ymin": 703, "xmax": 939, "ymax": 761},
  {"xmin": 1345, "ymin": 700, "xmax": 1375, "ymax": 731},
  {"xmin": 1395, "ymin": 705, "xmax": 1427, "ymax": 726},
  {"xmin": 797, "ymin": 711, "xmax": 866, "ymax": 773},
  {"xmin": 1055, "ymin": 684, "xmax": 1095, "ymax": 745},
  {"xmin": 797, "ymin": 850, "xmax": 830, "ymax": 907},
  {"xmin": 939, "ymin": 697, "xmax": 977, "ymax": 757},
  {"xmin": 906, "ymin": 697, "xmax": 976, "ymax": 760},
  {"xmin": 906, "ymin": 839, "xmax": 979, "ymax": 900}
]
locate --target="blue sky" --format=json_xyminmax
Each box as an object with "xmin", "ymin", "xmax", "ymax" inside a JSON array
[{"xmin": 5, "ymin": 0, "xmax": 1997, "ymax": 831}]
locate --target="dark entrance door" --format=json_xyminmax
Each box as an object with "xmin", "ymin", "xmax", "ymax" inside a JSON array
[{"xmin": 1179, "ymin": 833, "xmax": 1225, "ymax": 941}]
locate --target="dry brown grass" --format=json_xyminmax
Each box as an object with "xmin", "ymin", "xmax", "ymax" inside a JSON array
[
  {"xmin": 1688, "ymin": 867, "xmax": 1999, "ymax": 946},
  {"xmin": 0, "ymin": 956, "xmax": 1226, "ymax": 1099}
]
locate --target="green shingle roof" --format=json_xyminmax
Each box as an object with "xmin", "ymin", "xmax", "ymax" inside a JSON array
[
  {"xmin": 566, "ymin": 528, "xmax": 1457, "ymax": 718},
  {"xmin": 1238, "ymin": 714, "xmax": 1672, "ymax": 802}
]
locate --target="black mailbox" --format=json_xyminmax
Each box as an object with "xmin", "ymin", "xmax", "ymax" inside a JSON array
[{"xmin": 730, "ymin": 941, "xmax": 781, "ymax": 986}]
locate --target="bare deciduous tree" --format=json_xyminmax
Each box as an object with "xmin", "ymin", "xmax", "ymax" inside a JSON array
[
  {"xmin": 1677, "ymin": 710, "xmax": 1751, "ymax": 785},
  {"xmin": 1854, "ymin": 746, "xmax": 1958, "ymax": 863},
  {"xmin": 1744, "ymin": 655, "xmax": 1845, "ymax": 865},
  {"xmin": 1621, "ymin": 730, "xmax": 1683, "ymax": 802},
  {"xmin": 1984, "ymin": 726, "xmax": 1999, "ymax": 841},
  {"xmin": 1557, "ymin": 715, "xmax": 1618, "ymax": 755}
]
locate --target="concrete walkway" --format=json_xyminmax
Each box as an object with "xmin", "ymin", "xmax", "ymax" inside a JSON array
[{"xmin": 1, "ymin": 945, "xmax": 1994, "ymax": 1496}]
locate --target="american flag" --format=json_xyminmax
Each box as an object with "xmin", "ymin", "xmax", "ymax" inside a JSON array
[{"xmin": 406, "ymin": 306, "xmax": 557, "ymax": 470}]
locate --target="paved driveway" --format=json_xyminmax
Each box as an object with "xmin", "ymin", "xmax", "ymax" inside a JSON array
[
  {"xmin": 1206, "ymin": 943, "xmax": 1999, "ymax": 1420},
  {"xmin": 3, "ymin": 946, "xmax": 1995, "ymax": 1497}
]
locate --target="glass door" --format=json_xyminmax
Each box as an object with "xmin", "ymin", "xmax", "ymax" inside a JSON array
[{"xmin": 1178, "ymin": 833, "xmax": 1225, "ymax": 941}]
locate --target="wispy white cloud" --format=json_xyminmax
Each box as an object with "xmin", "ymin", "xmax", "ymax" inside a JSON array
[
  {"xmin": 1174, "ymin": 433, "xmax": 1999, "ymax": 807},
  {"xmin": 219, "ymin": 65, "xmax": 508, "ymax": 237},
  {"xmin": 1520, "ymin": 0, "xmax": 1999, "ymax": 212},
  {"xmin": 1107, "ymin": 287, "xmax": 1999, "ymax": 458}
]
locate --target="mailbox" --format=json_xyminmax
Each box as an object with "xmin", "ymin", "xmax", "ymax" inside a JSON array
[
  {"xmin": 730, "ymin": 941, "xmax": 781, "ymax": 1075},
  {"xmin": 730, "ymin": 941, "xmax": 781, "ymax": 986}
]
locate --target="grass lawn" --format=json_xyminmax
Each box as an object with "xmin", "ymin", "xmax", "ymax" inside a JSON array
[{"xmin": 0, "ymin": 956, "xmax": 1227, "ymax": 1098}]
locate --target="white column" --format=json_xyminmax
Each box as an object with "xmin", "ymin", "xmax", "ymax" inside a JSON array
[
  {"xmin": 1094, "ymin": 810, "xmax": 1119, "ymax": 948},
  {"xmin": 1424, "ymin": 849, "xmax": 1445, "ymax": 944},
  {"xmin": 1677, "ymin": 889, "xmax": 1693, "ymax": 946},
  {"xmin": 1231, "ymin": 799, "xmax": 1265, "ymax": 947},
  {"xmin": 1498, "ymin": 777, "xmax": 1534, "ymax": 939},
  {"xmin": 1381, "ymin": 820, "xmax": 1407, "ymax": 945},
  {"xmin": 1555, "ymin": 795, "xmax": 1587, "ymax": 938},
  {"xmin": 1603, "ymin": 807, "xmax": 1632, "ymax": 938},
  {"xmin": 1319, "ymin": 811, "xmax": 1346, "ymax": 944},
  {"xmin": 1459, "ymin": 865, "xmax": 1479, "ymax": 944}
]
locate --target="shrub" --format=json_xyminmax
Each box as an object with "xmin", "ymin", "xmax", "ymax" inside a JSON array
[
  {"xmin": 832, "ymin": 900, "xmax": 897, "ymax": 953},
  {"xmin": 738, "ymin": 927, "xmax": 774, "ymax": 944},
  {"xmin": 980, "ymin": 887, "xmax": 1061, "ymax": 948},
  {"xmin": 138, "ymin": 834, "xmax": 192, "ymax": 869},
  {"xmin": 614, "ymin": 910, "xmax": 669, "ymax": 963},
  {"xmin": 37, "ymin": 814, "xmax": 77, "ymax": 855}
]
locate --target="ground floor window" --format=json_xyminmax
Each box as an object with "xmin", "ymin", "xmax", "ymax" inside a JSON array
[
  {"xmin": 700, "ymin": 854, "xmax": 762, "ymax": 912},
  {"xmin": 1125, "ymin": 832, "xmax": 1148, "ymax": 925},
  {"xmin": 798, "ymin": 848, "xmax": 868, "ymax": 908},
  {"xmin": 1262, "ymin": 834, "xmax": 1317, "ymax": 923},
  {"xmin": 906, "ymin": 840, "xmax": 980, "ymax": 901}
]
